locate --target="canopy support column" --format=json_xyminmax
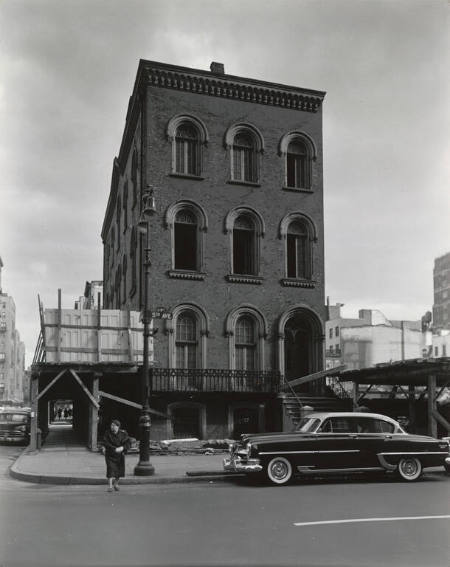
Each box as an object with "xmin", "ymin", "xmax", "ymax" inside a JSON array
[
  {"xmin": 88, "ymin": 374, "xmax": 100, "ymax": 451},
  {"xmin": 427, "ymin": 375, "xmax": 437, "ymax": 438}
]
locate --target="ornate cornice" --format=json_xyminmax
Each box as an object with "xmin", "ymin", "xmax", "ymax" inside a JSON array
[{"xmin": 142, "ymin": 62, "xmax": 324, "ymax": 113}]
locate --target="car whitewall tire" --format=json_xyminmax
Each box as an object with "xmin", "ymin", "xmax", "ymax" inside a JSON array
[
  {"xmin": 397, "ymin": 457, "xmax": 422, "ymax": 481},
  {"xmin": 266, "ymin": 457, "xmax": 293, "ymax": 485}
]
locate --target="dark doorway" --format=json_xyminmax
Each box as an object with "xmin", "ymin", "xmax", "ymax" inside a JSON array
[
  {"xmin": 284, "ymin": 318, "xmax": 311, "ymax": 389},
  {"xmin": 232, "ymin": 407, "xmax": 259, "ymax": 438},
  {"xmin": 172, "ymin": 406, "xmax": 200, "ymax": 439}
]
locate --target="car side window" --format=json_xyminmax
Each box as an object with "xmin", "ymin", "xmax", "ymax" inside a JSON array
[
  {"xmin": 331, "ymin": 418, "xmax": 353, "ymax": 433},
  {"xmin": 318, "ymin": 419, "xmax": 332, "ymax": 432}
]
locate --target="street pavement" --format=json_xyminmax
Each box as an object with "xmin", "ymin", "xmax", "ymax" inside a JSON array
[{"xmin": 1, "ymin": 443, "xmax": 449, "ymax": 567}]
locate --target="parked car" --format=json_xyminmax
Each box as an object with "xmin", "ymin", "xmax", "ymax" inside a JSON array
[
  {"xmin": 223, "ymin": 412, "xmax": 450, "ymax": 485},
  {"xmin": 441, "ymin": 436, "xmax": 450, "ymax": 473},
  {"xmin": 0, "ymin": 408, "xmax": 31, "ymax": 445}
]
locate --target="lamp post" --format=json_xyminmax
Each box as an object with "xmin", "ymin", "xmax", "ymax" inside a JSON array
[{"xmin": 134, "ymin": 187, "xmax": 156, "ymax": 476}]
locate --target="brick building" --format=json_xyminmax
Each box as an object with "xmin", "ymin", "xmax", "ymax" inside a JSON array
[{"xmin": 101, "ymin": 60, "xmax": 326, "ymax": 440}]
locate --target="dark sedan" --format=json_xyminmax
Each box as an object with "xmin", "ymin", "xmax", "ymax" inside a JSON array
[{"xmin": 223, "ymin": 412, "xmax": 449, "ymax": 485}]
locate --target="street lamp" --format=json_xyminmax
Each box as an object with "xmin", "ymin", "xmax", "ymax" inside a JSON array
[{"xmin": 134, "ymin": 186, "xmax": 156, "ymax": 476}]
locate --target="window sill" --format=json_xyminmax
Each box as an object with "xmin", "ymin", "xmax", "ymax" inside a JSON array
[
  {"xmin": 169, "ymin": 173, "xmax": 205, "ymax": 181},
  {"xmin": 282, "ymin": 186, "xmax": 313, "ymax": 193},
  {"xmin": 227, "ymin": 180, "xmax": 261, "ymax": 188},
  {"xmin": 281, "ymin": 278, "xmax": 316, "ymax": 288},
  {"xmin": 167, "ymin": 270, "xmax": 206, "ymax": 281},
  {"xmin": 226, "ymin": 274, "xmax": 264, "ymax": 285}
]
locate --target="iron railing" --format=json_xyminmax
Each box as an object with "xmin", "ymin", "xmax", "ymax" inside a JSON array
[{"xmin": 151, "ymin": 368, "xmax": 281, "ymax": 393}]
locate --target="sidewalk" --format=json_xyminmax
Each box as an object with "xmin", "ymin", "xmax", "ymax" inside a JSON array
[{"xmin": 9, "ymin": 447, "xmax": 238, "ymax": 485}]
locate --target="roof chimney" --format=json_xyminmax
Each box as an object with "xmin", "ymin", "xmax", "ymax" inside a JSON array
[{"xmin": 210, "ymin": 61, "xmax": 225, "ymax": 75}]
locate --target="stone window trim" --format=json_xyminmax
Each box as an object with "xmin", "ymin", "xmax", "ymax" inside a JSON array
[
  {"xmin": 167, "ymin": 270, "xmax": 206, "ymax": 281},
  {"xmin": 226, "ymin": 179, "xmax": 261, "ymax": 188},
  {"xmin": 131, "ymin": 148, "xmax": 139, "ymax": 209},
  {"xmin": 225, "ymin": 305, "xmax": 267, "ymax": 370},
  {"xmin": 278, "ymin": 131, "xmax": 317, "ymax": 190},
  {"xmin": 166, "ymin": 303, "xmax": 209, "ymax": 369},
  {"xmin": 224, "ymin": 123, "xmax": 264, "ymax": 185},
  {"xmin": 167, "ymin": 114, "xmax": 209, "ymax": 176},
  {"xmin": 279, "ymin": 212, "xmax": 317, "ymax": 281},
  {"xmin": 165, "ymin": 200, "xmax": 208, "ymax": 273},
  {"xmin": 280, "ymin": 278, "xmax": 316, "ymax": 288},
  {"xmin": 169, "ymin": 173, "xmax": 205, "ymax": 181},
  {"xmin": 225, "ymin": 275, "xmax": 264, "ymax": 285}
]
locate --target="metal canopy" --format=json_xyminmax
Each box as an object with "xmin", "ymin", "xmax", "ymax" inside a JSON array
[{"xmin": 338, "ymin": 358, "xmax": 450, "ymax": 387}]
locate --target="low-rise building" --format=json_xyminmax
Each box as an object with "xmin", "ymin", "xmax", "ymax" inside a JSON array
[{"xmin": 326, "ymin": 303, "xmax": 424, "ymax": 371}]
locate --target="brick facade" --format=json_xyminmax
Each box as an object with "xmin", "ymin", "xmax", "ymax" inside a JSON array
[{"xmin": 101, "ymin": 61, "xmax": 327, "ymax": 440}]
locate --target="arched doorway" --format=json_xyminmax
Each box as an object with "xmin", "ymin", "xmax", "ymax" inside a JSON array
[
  {"xmin": 279, "ymin": 307, "xmax": 324, "ymax": 393},
  {"xmin": 285, "ymin": 320, "xmax": 310, "ymax": 384}
]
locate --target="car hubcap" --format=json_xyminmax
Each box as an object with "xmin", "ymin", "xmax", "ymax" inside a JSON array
[
  {"xmin": 271, "ymin": 461, "xmax": 288, "ymax": 480},
  {"xmin": 401, "ymin": 460, "xmax": 418, "ymax": 476}
]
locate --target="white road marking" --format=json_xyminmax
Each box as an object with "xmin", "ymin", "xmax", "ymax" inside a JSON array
[{"xmin": 294, "ymin": 515, "xmax": 450, "ymax": 527}]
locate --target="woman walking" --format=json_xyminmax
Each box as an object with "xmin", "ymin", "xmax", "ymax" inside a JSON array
[{"xmin": 102, "ymin": 419, "xmax": 131, "ymax": 492}]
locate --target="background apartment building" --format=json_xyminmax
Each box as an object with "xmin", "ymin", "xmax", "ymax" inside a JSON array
[
  {"xmin": 101, "ymin": 60, "xmax": 326, "ymax": 440},
  {"xmin": 0, "ymin": 257, "xmax": 26, "ymax": 404}
]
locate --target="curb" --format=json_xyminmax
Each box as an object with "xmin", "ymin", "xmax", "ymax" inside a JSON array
[{"xmin": 8, "ymin": 449, "xmax": 242, "ymax": 485}]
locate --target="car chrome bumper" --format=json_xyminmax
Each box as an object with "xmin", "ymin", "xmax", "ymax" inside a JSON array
[{"xmin": 223, "ymin": 456, "xmax": 263, "ymax": 473}]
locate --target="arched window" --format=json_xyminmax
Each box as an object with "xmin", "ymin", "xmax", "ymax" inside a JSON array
[
  {"xmin": 165, "ymin": 201, "xmax": 208, "ymax": 277},
  {"xmin": 174, "ymin": 209, "xmax": 198, "ymax": 270},
  {"xmin": 235, "ymin": 315, "xmax": 256, "ymax": 370},
  {"xmin": 287, "ymin": 140, "xmax": 309, "ymax": 189},
  {"xmin": 233, "ymin": 214, "xmax": 257, "ymax": 275},
  {"xmin": 279, "ymin": 132, "xmax": 316, "ymax": 190},
  {"xmin": 232, "ymin": 131, "xmax": 257, "ymax": 182},
  {"xmin": 279, "ymin": 213, "xmax": 317, "ymax": 285},
  {"xmin": 175, "ymin": 311, "xmax": 198, "ymax": 369},
  {"xmin": 225, "ymin": 306, "xmax": 267, "ymax": 370},
  {"xmin": 287, "ymin": 220, "xmax": 310, "ymax": 279},
  {"xmin": 175, "ymin": 122, "xmax": 200, "ymax": 175}
]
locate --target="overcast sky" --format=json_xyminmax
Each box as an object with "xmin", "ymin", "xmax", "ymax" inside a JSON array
[{"xmin": 0, "ymin": 0, "xmax": 449, "ymax": 366}]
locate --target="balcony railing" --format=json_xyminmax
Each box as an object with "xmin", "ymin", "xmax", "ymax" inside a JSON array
[
  {"xmin": 151, "ymin": 368, "xmax": 281, "ymax": 393},
  {"xmin": 326, "ymin": 349, "xmax": 342, "ymax": 358}
]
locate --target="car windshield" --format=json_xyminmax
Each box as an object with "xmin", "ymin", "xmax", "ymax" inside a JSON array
[{"xmin": 296, "ymin": 418, "xmax": 321, "ymax": 432}]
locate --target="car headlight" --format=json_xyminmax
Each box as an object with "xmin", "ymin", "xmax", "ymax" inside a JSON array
[{"xmin": 15, "ymin": 425, "xmax": 27, "ymax": 432}]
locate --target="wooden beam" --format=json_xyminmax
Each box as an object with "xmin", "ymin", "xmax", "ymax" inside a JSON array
[
  {"xmin": 427, "ymin": 375, "xmax": 437, "ymax": 438},
  {"xmin": 68, "ymin": 369, "xmax": 100, "ymax": 408},
  {"xmin": 431, "ymin": 409, "xmax": 450, "ymax": 434},
  {"xmin": 96, "ymin": 298, "xmax": 101, "ymax": 363},
  {"xmin": 88, "ymin": 375, "xmax": 99, "ymax": 451},
  {"xmin": 98, "ymin": 390, "xmax": 170, "ymax": 419},
  {"xmin": 57, "ymin": 288, "xmax": 62, "ymax": 362},
  {"xmin": 29, "ymin": 378, "xmax": 39, "ymax": 451},
  {"xmin": 285, "ymin": 365, "xmax": 346, "ymax": 388},
  {"xmin": 35, "ymin": 369, "xmax": 68, "ymax": 401}
]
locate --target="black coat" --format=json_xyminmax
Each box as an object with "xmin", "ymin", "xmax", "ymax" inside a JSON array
[{"xmin": 103, "ymin": 429, "xmax": 131, "ymax": 478}]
